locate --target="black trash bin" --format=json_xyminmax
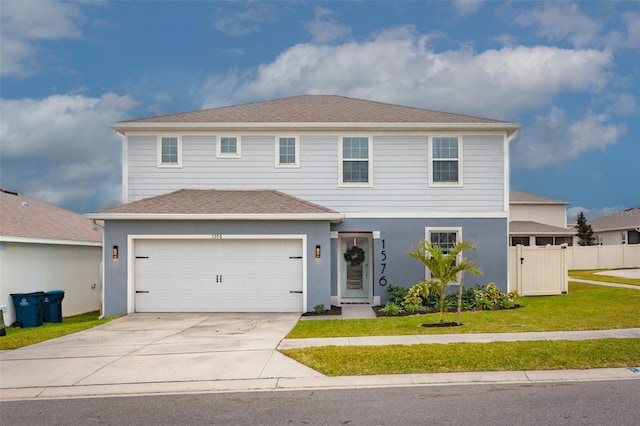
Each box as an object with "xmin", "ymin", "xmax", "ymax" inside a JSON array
[
  {"xmin": 10, "ymin": 292, "xmax": 44, "ymax": 328},
  {"xmin": 43, "ymin": 290, "xmax": 65, "ymax": 323}
]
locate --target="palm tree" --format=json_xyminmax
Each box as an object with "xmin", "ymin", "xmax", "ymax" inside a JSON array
[{"xmin": 406, "ymin": 240, "xmax": 481, "ymax": 324}]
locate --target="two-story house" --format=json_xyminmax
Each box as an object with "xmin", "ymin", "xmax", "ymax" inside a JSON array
[
  {"xmin": 509, "ymin": 190, "xmax": 575, "ymax": 246},
  {"xmin": 89, "ymin": 95, "xmax": 520, "ymax": 315}
]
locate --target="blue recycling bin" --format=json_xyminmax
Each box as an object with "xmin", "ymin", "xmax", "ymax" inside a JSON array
[
  {"xmin": 43, "ymin": 290, "xmax": 65, "ymax": 323},
  {"xmin": 10, "ymin": 292, "xmax": 44, "ymax": 328}
]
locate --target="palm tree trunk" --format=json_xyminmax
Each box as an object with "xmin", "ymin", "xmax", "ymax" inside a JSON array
[
  {"xmin": 439, "ymin": 295, "xmax": 445, "ymax": 324},
  {"xmin": 457, "ymin": 271, "xmax": 466, "ymax": 326}
]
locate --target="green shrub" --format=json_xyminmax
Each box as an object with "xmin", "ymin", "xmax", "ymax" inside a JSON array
[
  {"xmin": 404, "ymin": 285, "xmax": 425, "ymax": 306},
  {"xmin": 313, "ymin": 304, "xmax": 325, "ymax": 314},
  {"xmin": 380, "ymin": 302, "xmax": 402, "ymax": 315},
  {"xmin": 404, "ymin": 303, "xmax": 427, "ymax": 313},
  {"xmin": 386, "ymin": 285, "xmax": 409, "ymax": 305},
  {"xmin": 474, "ymin": 283, "xmax": 519, "ymax": 310}
]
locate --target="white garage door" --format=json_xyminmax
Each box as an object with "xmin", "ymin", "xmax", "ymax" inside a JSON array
[{"xmin": 134, "ymin": 238, "xmax": 304, "ymax": 312}]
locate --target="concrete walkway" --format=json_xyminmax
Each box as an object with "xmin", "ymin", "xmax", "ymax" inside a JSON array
[{"xmin": 570, "ymin": 278, "xmax": 640, "ymax": 290}]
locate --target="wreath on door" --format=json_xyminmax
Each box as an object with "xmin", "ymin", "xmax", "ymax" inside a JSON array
[{"xmin": 344, "ymin": 245, "xmax": 366, "ymax": 266}]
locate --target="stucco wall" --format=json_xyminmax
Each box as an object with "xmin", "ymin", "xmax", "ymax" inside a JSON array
[
  {"xmin": 332, "ymin": 217, "xmax": 508, "ymax": 303},
  {"xmin": 0, "ymin": 242, "xmax": 102, "ymax": 325},
  {"xmin": 102, "ymin": 220, "xmax": 331, "ymax": 316}
]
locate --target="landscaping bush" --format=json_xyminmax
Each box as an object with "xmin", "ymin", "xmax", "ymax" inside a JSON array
[
  {"xmin": 386, "ymin": 285, "xmax": 409, "ymax": 305},
  {"xmin": 380, "ymin": 302, "xmax": 402, "ymax": 315},
  {"xmin": 474, "ymin": 283, "xmax": 518, "ymax": 310}
]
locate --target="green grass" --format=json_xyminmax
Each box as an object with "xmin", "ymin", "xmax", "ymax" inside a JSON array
[
  {"xmin": 569, "ymin": 269, "xmax": 640, "ymax": 286},
  {"xmin": 0, "ymin": 311, "xmax": 115, "ymax": 350},
  {"xmin": 281, "ymin": 339, "xmax": 640, "ymax": 376},
  {"xmin": 287, "ymin": 282, "xmax": 640, "ymax": 338}
]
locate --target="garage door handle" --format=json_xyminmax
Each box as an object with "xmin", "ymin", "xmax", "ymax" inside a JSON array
[
  {"xmin": 136, "ymin": 291, "xmax": 149, "ymax": 294},
  {"xmin": 289, "ymin": 290, "xmax": 303, "ymax": 294},
  {"xmin": 289, "ymin": 256, "xmax": 303, "ymax": 259},
  {"xmin": 136, "ymin": 256, "xmax": 149, "ymax": 259}
]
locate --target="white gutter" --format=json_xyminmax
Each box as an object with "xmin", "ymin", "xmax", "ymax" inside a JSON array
[
  {"xmin": 0, "ymin": 236, "xmax": 102, "ymax": 246},
  {"xmin": 85, "ymin": 212, "xmax": 345, "ymax": 223}
]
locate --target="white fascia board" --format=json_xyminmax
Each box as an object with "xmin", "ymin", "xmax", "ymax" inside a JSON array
[
  {"xmin": 344, "ymin": 211, "xmax": 508, "ymax": 219},
  {"xmin": 113, "ymin": 121, "xmax": 522, "ymax": 135},
  {"xmin": 0, "ymin": 236, "xmax": 102, "ymax": 247},
  {"xmin": 510, "ymin": 201, "xmax": 571, "ymax": 205},
  {"xmin": 509, "ymin": 230, "xmax": 576, "ymax": 236},
  {"xmin": 86, "ymin": 213, "xmax": 344, "ymax": 223},
  {"xmin": 594, "ymin": 226, "xmax": 638, "ymax": 233}
]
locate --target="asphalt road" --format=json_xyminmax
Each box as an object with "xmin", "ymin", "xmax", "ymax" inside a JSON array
[{"xmin": 2, "ymin": 380, "xmax": 638, "ymax": 425}]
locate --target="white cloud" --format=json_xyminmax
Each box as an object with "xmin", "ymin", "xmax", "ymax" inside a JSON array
[
  {"xmin": 0, "ymin": 0, "xmax": 85, "ymax": 77},
  {"xmin": 0, "ymin": 93, "xmax": 137, "ymax": 212},
  {"xmin": 304, "ymin": 6, "xmax": 351, "ymax": 44},
  {"xmin": 453, "ymin": 0, "xmax": 483, "ymax": 17},
  {"xmin": 511, "ymin": 107, "xmax": 626, "ymax": 170},
  {"xmin": 516, "ymin": 2, "xmax": 602, "ymax": 48},
  {"xmin": 202, "ymin": 26, "xmax": 613, "ymax": 119},
  {"xmin": 567, "ymin": 206, "xmax": 626, "ymax": 221},
  {"xmin": 213, "ymin": 4, "xmax": 277, "ymax": 36}
]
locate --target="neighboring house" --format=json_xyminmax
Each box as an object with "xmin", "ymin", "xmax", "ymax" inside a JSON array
[
  {"xmin": 509, "ymin": 190, "xmax": 575, "ymax": 246},
  {"xmin": 89, "ymin": 95, "xmax": 521, "ymax": 315},
  {"xmin": 0, "ymin": 189, "xmax": 103, "ymax": 325},
  {"xmin": 590, "ymin": 206, "xmax": 640, "ymax": 245}
]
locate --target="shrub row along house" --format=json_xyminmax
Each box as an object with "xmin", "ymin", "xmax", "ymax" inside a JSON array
[{"xmin": 88, "ymin": 95, "xmax": 521, "ymax": 315}]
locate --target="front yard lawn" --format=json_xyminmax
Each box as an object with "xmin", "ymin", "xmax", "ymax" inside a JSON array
[
  {"xmin": 569, "ymin": 269, "xmax": 640, "ymax": 286},
  {"xmin": 0, "ymin": 311, "xmax": 114, "ymax": 350},
  {"xmin": 281, "ymin": 338, "xmax": 640, "ymax": 376},
  {"xmin": 287, "ymin": 282, "xmax": 640, "ymax": 339}
]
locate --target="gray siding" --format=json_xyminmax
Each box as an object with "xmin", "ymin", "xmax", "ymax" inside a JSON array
[
  {"xmin": 331, "ymin": 218, "xmax": 509, "ymax": 302},
  {"xmin": 126, "ymin": 133, "xmax": 505, "ymax": 213}
]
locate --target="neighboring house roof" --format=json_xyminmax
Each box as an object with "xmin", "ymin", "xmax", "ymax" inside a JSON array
[
  {"xmin": 590, "ymin": 207, "xmax": 640, "ymax": 232},
  {"xmin": 510, "ymin": 221, "xmax": 576, "ymax": 236},
  {"xmin": 114, "ymin": 95, "xmax": 520, "ymax": 134},
  {"xmin": 510, "ymin": 190, "xmax": 570, "ymax": 205},
  {"xmin": 0, "ymin": 189, "xmax": 102, "ymax": 245},
  {"xmin": 88, "ymin": 189, "xmax": 344, "ymax": 222}
]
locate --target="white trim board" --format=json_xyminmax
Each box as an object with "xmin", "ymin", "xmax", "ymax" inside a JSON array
[
  {"xmin": 343, "ymin": 212, "xmax": 508, "ymax": 219},
  {"xmin": 0, "ymin": 236, "xmax": 102, "ymax": 247}
]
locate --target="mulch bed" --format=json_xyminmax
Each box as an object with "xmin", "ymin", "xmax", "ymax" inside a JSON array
[
  {"xmin": 372, "ymin": 304, "xmax": 523, "ymax": 318},
  {"xmin": 301, "ymin": 305, "xmax": 342, "ymax": 316}
]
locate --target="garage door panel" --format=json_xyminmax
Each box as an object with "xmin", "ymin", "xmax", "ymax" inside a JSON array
[{"xmin": 134, "ymin": 238, "xmax": 303, "ymax": 312}]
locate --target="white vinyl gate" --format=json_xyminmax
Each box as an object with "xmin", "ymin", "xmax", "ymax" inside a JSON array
[{"xmin": 509, "ymin": 245, "xmax": 568, "ymax": 296}]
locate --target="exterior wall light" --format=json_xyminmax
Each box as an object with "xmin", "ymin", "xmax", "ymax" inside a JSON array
[
  {"xmin": 112, "ymin": 245, "xmax": 119, "ymax": 259},
  {"xmin": 315, "ymin": 245, "xmax": 321, "ymax": 259}
]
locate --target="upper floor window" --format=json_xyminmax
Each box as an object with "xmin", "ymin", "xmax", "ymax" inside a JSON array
[
  {"xmin": 340, "ymin": 136, "xmax": 372, "ymax": 186},
  {"xmin": 157, "ymin": 136, "xmax": 182, "ymax": 167},
  {"xmin": 217, "ymin": 136, "xmax": 241, "ymax": 158},
  {"xmin": 276, "ymin": 136, "xmax": 299, "ymax": 167},
  {"xmin": 430, "ymin": 136, "xmax": 462, "ymax": 186}
]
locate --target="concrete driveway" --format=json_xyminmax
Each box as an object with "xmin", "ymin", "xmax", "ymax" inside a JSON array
[{"xmin": 0, "ymin": 313, "xmax": 321, "ymax": 398}]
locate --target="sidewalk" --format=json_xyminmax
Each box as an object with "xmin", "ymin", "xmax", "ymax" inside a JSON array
[{"xmin": 570, "ymin": 278, "xmax": 640, "ymax": 290}]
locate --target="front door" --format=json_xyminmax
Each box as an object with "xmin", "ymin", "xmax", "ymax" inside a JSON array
[{"xmin": 339, "ymin": 234, "xmax": 372, "ymax": 303}]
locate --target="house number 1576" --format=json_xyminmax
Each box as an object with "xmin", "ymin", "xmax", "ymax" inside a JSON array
[{"xmin": 379, "ymin": 239, "xmax": 388, "ymax": 287}]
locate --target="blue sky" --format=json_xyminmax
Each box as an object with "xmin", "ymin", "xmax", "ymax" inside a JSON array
[{"xmin": 1, "ymin": 1, "xmax": 638, "ymax": 219}]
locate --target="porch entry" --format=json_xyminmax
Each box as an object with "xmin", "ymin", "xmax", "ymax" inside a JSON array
[{"xmin": 339, "ymin": 233, "xmax": 372, "ymax": 304}]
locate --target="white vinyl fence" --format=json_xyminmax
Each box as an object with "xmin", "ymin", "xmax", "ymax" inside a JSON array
[
  {"xmin": 564, "ymin": 244, "xmax": 640, "ymax": 270},
  {"xmin": 509, "ymin": 245, "xmax": 568, "ymax": 296}
]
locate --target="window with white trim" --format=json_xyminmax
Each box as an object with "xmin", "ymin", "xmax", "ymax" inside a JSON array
[
  {"xmin": 340, "ymin": 136, "xmax": 372, "ymax": 186},
  {"xmin": 276, "ymin": 136, "xmax": 299, "ymax": 167},
  {"xmin": 430, "ymin": 136, "xmax": 461, "ymax": 185},
  {"xmin": 425, "ymin": 227, "xmax": 462, "ymax": 281},
  {"xmin": 157, "ymin": 136, "xmax": 182, "ymax": 167},
  {"xmin": 217, "ymin": 136, "xmax": 241, "ymax": 158}
]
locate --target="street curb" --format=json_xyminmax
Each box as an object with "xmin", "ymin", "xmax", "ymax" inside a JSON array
[{"xmin": 2, "ymin": 367, "xmax": 638, "ymax": 402}]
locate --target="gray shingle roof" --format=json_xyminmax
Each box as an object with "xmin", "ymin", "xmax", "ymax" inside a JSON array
[
  {"xmin": 510, "ymin": 190, "xmax": 570, "ymax": 205},
  {"xmin": 118, "ymin": 95, "xmax": 514, "ymax": 125},
  {"xmin": 590, "ymin": 207, "xmax": 640, "ymax": 232},
  {"xmin": 509, "ymin": 221, "xmax": 576, "ymax": 236},
  {"xmin": 93, "ymin": 189, "xmax": 339, "ymax": 217},
  {"xmin": 0, "ymin": 189, "xmax": 102, "ymax": 243}
]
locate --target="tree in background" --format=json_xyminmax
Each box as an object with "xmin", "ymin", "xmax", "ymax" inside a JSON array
[{"xmin": 575, "ymin": 211, "xmax": 597, "ymax": 246}]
